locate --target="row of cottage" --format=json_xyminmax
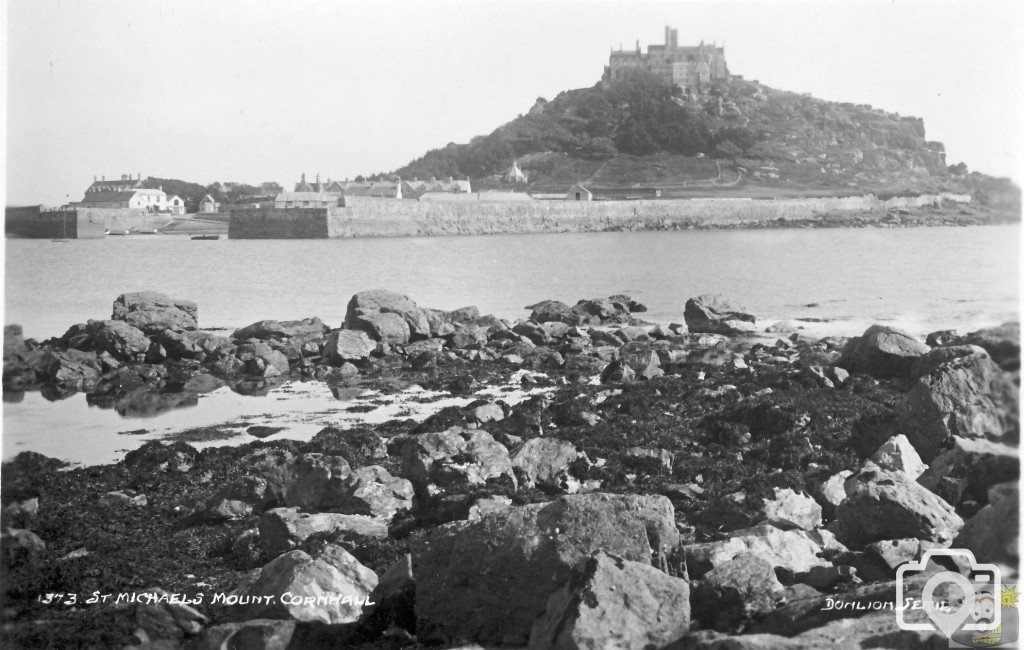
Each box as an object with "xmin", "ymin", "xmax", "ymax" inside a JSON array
[
  {"xmin": 72, "ymin": 165, "xmax": 659, "ymax": 215},
  {"xmin": 272, "ymin": 173, "xmax": 473, "ymax": 208}
]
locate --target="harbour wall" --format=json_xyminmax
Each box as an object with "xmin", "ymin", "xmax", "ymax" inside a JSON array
[{"xmin": 228, "ymin": 193, "xmax": 973, "ymax": 239}]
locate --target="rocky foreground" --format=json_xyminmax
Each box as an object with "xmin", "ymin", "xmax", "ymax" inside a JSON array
[{"xmin": 1, "ymin": 290, "xmax": 1020, "ymax": 648}]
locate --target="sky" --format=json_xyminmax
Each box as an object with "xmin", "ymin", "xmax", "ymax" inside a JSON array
[{"xmin": 4, "ymin": 0, "xmax": 1024, "ymax": 206}]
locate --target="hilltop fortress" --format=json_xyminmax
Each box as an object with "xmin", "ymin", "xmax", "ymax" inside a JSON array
[{"xmin": 603, "ymin": 25, "xmax": 729, "ymax": 94}]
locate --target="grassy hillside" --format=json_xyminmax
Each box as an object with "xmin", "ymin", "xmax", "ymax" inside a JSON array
[{"xmin": 386, "ymin": 71, "xmax": 1019, "ymax": 204}]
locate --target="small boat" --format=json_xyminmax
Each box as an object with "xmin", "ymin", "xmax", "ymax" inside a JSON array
[
  {"xmin": 50, "ymin": 238, "xmax": 69, "ymax": 243},
  {"xmin": 190, "ymin": 234, "xmax": 220, "ymax": 240},
  {"xmin": 107, "ymin": 229, "xmax": 130, "ymax": 236},
  {"xmin": 134, "ymin": 228, "xmax": 160, "ymax": 235}
]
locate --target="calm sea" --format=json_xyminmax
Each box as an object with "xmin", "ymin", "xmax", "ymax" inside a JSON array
[
  {"xmin": 3, "ymin": 226, "xmax": 1019, "ymax": 465},
  {"xmin": 4, "ymin": 226, "xmax": 1019, "ymax": 340}
]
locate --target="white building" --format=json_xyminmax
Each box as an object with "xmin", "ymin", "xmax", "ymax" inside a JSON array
[{"xmin": 76, "ymin": 174, "xmax": 171, "ymax": 211}]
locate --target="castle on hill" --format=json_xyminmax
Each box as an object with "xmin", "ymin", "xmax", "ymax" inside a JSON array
[{"xmin": 602, "ymin": 25, "xmax": 729, "ymax": 94}]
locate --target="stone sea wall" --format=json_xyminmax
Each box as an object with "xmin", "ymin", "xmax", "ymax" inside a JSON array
[
  {"xmin": 229, "ymin": 193, "xmax": 974, "ymax": 239},
  {"xmin": 5, "ymin": 206, "xmax": 108, "ymax": 239}
]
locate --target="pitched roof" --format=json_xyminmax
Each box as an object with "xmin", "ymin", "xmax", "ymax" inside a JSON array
[
  {"xmin": 275, "ymin": 191, "xmax": 335, "ymax": 202},
  {"xmin": 200, "ymin": 194, "xmax": 217, "ymax": 204},
  {"xmin": 79, "ymin": 191, "xmax": 138, "ymax": 203}
]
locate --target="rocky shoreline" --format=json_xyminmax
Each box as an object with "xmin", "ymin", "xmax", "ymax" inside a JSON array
[{"xmin": 1, "ymin": 289, "xmax": 1019, "ymax": 648}]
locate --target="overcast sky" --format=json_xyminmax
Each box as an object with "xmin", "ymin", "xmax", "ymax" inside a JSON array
[{"xmin": 4, "ymin": 0, "xmax": 1023, "ymax": 206}]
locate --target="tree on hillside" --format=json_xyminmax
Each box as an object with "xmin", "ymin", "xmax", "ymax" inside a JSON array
[{"xmin": 259, "ymin": 181, "xmax": 283, "ymax": 197}]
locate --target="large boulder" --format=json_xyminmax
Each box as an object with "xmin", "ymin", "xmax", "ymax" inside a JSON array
[
  {"xmin": 896, "ymin": 345, "xmax": 1018, "ymax": 461},
  {"xmin": 526, "ymin": 299, "xmax": 577, "ymax": 325},
  {"xmin": 322, "ymin": 329, "xmax": 377, "ymax": 364},
  {"xmin": 760, "ymin": 488, "xmax": 822, "ymax": 531},
  {"xmin": 685, "ymin": 525, "xmax": 834, "ymax": 579},
  {"xmin": 35, "ymin": 349, "xmax": 101, "ymax": 388},
  {"xmin": 203, "ymin": 476, "xmax": 274, "ymax": 520},
  {"xmin": 836, "ymin": 324, "xmax": 929, "ymax": 379},
  {"xmin": 833, "ymin": 465, "xmax": 963, "ymax": 548},
  {"xmin": 230, "ymin": 543, "xmax": 377, "ymax": 624},
  {"xmin": 344, "ymin": 290, "xmax": 429, "ymax": 344},
  {"xmin": 917, "ymin": 437, "xmax": 1018, "ymax": 507},
  {"xmin": 258, "ymin": 507, "xmax": 387, "ymax": 557},
  {"xmin": 953, "ymin": 482, "xmax": 1018, "ymax": 567},
  {"xmin": 529, "ymin": 551, "xmax": 691, "ymax": 649},
  {"xmin": 241, "ymin": 449, "xmax": 352, "ymax": 511},
  {"xmin": 189, "ymin": 619, "xmax": 295, "ymax": 650},
  {"xmin": 411, "ymin": 492, "xmax": 680, "ymax": 645},
  {"xmin": 156, "ymin": 330, "xmax": 231, "ymax": 361},
  {"xmin": 233, "ymin": 318, "xmax": 325, "ymax": 343},
  {"xmin": 691, "ymin": 552, "xmax": 786, "ymax": 632},
  {"xmin": 950, "ymin": 322, "xmax": 1020, "ymax": 371},
  {"xmin": 869, "ymin": 434, "xmax": 927, "ymax": 479},
  {"xmin": 683, "ymin": 294, "xmax": 756, "ymax": 335},
  {"xmin": 400, "ymin": 427, "xmax": 516, "ymax": 497},
  {"xmin": 112, "ymin": 291, "xmax": 198, "ymax": 333},
  {"xmin": 510, "ymin": 437, "xmax": 586, "ymax": 494},
  {"xmin": 61, "ymin": 320, "xmax": 151, "ymax": 362},
  {"xmin": 318, "ymin": 465, "xmax": 414, "ymax": 521}
]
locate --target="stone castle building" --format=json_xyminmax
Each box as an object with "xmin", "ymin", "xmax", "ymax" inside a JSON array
[{"xmin": 602, "ymin": 25, "xmax": 729, "ymax": 94}]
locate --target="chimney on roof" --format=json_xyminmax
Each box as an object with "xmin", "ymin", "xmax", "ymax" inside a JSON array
[
  {"xmin": 94, "ymin": 175, "xmax": 97, "ymax": 181},
  {"xmin": 102, "ymin": 175, "xmax": 105, "ymax": 181},
  {"xmin": 316, "ymin": 172, "xmax": 320, "ymax": 184},
  {"xmin": 665, "ymin": 25, "xmax": 670, "ymax": 46},
  {"xmin": 122, "ymin": 174, "xmax": 128, "ymax": 181},
  {"xmin": 301, "ymin": 172, "xmax": 306, "ymax": 183}
]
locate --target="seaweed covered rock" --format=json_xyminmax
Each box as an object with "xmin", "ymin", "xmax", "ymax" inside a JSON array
[
  {"xmin": 836, "ymin": 324, "xmax": 929, "ymax": 379},
  {"xmin": 530, "ymin": 551, "xmax": 691, "ymax": 649},
  {"xmin": 112, "ymin": 291, "xmax": 198, "ymax": 334},
  {"xmin": 684, "ymin": 294, "xmax": 756, "ymax": 335},
  {"xmin": 411, "ymin": 493, "xmax": 680, "ymax": 645}
]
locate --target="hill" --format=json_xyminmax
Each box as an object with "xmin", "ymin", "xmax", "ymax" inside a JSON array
[{"xmin": 387, "ymin": 71, "xmax": 1019, "ymax": 205}]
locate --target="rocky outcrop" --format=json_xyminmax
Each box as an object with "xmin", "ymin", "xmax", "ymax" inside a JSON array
[
  {"xmin": 112, "ymin": 291, "xmax": 198, "ymax": 333},
  {"xmin": 760, "ymin": 488, "xmax": 821, "ymax": 531},
  {"xmin": 411, "ymin": 493, "xmax": 679, "ymax": 645},
  {"xmin": 684, "ymin": 294, "xmax": 756, "ymax": 335},
  {"xmin": 836, "ymin": 324, "xmax": 929, "ymax": 379},
  {"xmin": 530, "ymin": 551, "xmax": 691, "ymax": 649}
]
